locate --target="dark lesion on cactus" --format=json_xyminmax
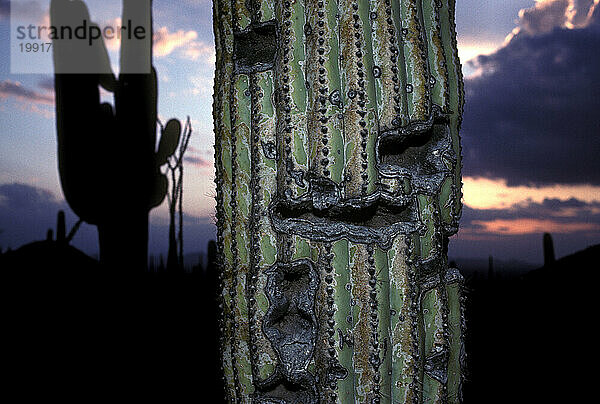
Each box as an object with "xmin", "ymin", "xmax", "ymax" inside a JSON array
[
  {"xmin": 270, "ymin": 176, "xmax": 422, "ymax": 249},
  {"xmin": 258, "ymin": 259, "xmax": 319, "ymax": 404},
  {"xmin": 376, "ymin": 105, "xmax": 455, "ymax": 193},
  {"xmin": 424, "ymin": 349, "xmax": 449, "ymax": 384},
  {"xmin": 253, "ymin": 373, "xmax": 318, "ymax": 404},
  {"xmin": 269, "ymin": 105, "xmax": 457, "ymax": 247},
  {"xmin": 233, "ymin": 20, "xmax": 278, "ymax": 74},
  {"xmin": 271, "ymin": 200, "xmax": 420, "ymax": 250}
]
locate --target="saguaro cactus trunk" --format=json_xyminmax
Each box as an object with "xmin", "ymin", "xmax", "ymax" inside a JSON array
[
  {"xmin": 213, "ymin": 0, "xmax": 465, "ymax": 402},
  {"xmin": 52, "ymin": 0, "xmax": 181, "ymax": 270}
]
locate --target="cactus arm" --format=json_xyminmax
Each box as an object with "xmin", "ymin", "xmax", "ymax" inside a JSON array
[
  {"xmin": 115, "ymin": 0, "xmax": 157, "ymax": 211},
  {"xmin": 51, "ymin": 0, "xmax": 115, "ymax": 225},
  {"xmin": 156, "ymin": 119, "xmax": 182, "ymax": 165},
  {"xmin": 119, "ymin": 0, "xmax": 152, "ymax": 75}
]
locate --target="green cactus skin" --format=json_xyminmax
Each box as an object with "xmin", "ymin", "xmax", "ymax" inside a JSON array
[
  {"xmin": 52, "ymin": 0, "xmax": 178, "ymax": 270},
  {"xmin": 213, "ymin": 0, "xmax": 465, "ymax": 402}
]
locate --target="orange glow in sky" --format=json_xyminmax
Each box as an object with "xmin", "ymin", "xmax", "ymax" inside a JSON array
[
  {"xmin": 472, "ymin": 218, "xmax": 600, "ymax": 235},
  {"xmin": 456, "ymin": 41, "xmax": 499, "ymax": 66},
  {"xmin": 462, "ymin": 176, "xmax": 600, "ymax": 210}
]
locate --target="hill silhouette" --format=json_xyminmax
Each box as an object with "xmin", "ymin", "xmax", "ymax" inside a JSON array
[
  {"xmin": 463, "ymin": 243, "xmax": 598, "ymax": 403},
  {"xmin": 2, "ymin": 234, "xmax": 596, "ymax": 402},
  {"xmin": 0, "ymin": 238, "xmax": 224, "ymax": 401}
]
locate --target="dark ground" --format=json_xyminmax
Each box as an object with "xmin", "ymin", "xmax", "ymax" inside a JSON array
[
  {"xmin": 1, "ymin": 240, "xmax": 223, "ymax": 401},
  {"xmin": 462, "ymin": 244, "xmax": 597, "ymax": 403},
  {"xmin": 2, "ymin": 240, "xmax": 596, "ymax": 402}
]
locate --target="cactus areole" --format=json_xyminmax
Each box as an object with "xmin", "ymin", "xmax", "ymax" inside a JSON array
[{"xmin": 213, "ymin": 0, "xmax": 465, "ymax": 402}]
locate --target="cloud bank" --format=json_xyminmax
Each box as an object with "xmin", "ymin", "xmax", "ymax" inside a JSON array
[
  {"xmin": 0, "ymin": 80, "xmax": 54, "ymax": 105},
  {"xmin": 184, "ymin": 156, "xmax": 212, "ymax": 169},
  {"xmin": 461, "ymin": 198, "xmax": 600, "ymax": 235},
  {"xmin": 0, "ymin": 183, "xmax": 95, "ymax": 252},
  {"xmin": 153, "ymin": 26, "xmax": 215, "ymax": 64},
  {"xmin": 0, "ymin": 0, "xmax": 8, "ymax": 19},
  {"xmin": 0, "ymin": 183, "xmax": 215, "ymax": 259},
  {"xmin": 451, "ymin": 197, "xmax": 600, "ymax": 263},
  {"xmin": 509, "ymin": 0, "xmax": 599, "ymax": 38},
  {"xmin": 462, "ymin": 1, "xmax": 600, "ymax": 186}
]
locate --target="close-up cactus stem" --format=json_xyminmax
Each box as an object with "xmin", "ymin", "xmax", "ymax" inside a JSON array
[{"xmin": 213, "ymin": 0, "xmax": 465, "ymax": 402}]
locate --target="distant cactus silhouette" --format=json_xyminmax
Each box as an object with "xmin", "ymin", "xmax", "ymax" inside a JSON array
[
  {"xmin": 543, "ymin": 232, "xmax": 555, "ymax": 267},
  {"xmin": 51, "ymin": 0, "xmax": 179, "ymax": 270},
  {"xmin": 45, "ymin": 210, "xmax": 82, "ymax": 246},
  {"xmin": 162, "ymin": 117, "xmax": 193, "ymax": 272},
  {"xmin": 56, "ymin": 210, "xmax": 66, "ymax": 244}
]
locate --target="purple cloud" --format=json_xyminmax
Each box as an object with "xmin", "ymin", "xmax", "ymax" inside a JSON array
[
  {"xmin": 0, "ymin": 183, "xmax": 215, "ymax": 259},
  {"xmin": 513, "ymin": 0, "xmax": 597, "ymax": 36},
  {"xmin": 462, "ymin": 6, "xmax": 600, "ymax": 186},
  {"xmin": 0, "ymin": 80, "xmax": 54, "ymax": 105},
  {"xmin": 450, "ymin": 197, "xmax": 600, "ymax": 264},
  {"xmin": 461, "ymin": 198, "xmax": 600, "ymax": 224},
  {"xmin": 2, "ymin": 0, "xmax": 46, "ymax": 22},
  {"xmin": 0, "ymin": 0, "xmax": 8, "ymax": 19},
  {"xmin": 184, "ymin": 155, "xmax": 212, "ymax": 168},
  {"xmin": 37, "ymin": 76, "xmax": 55, "ymax": 91}
]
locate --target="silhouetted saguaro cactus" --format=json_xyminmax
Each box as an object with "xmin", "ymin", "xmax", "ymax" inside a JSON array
[
  {"xmin": 213, "ymin": 0, "xmax": 465, "ymax": 402},
  {"xmin": 56, "ymin": 210, "xmax": 66, "ymax": 244},
  {"xmin": 51, "ymin": 0, "xmax": 179, "ymax": 270},
  {"xmin": 543, "ymin": 232, "xmax": 555, "ymax": 267}
]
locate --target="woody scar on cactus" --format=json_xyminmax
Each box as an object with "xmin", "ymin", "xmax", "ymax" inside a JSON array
[{"xmin": 51, "ymin": 0, "xmax": 182, "ymax": 270}]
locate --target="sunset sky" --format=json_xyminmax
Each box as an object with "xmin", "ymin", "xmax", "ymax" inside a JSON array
[{"xmin": 1, "ymin": 0, "xmax": 599, "ymax": 265}]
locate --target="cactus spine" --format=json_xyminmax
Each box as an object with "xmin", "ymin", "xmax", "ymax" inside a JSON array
[
  {"xmin": 52, "ymin": 0, "xmax": 180, "ymax": 270},
  {"xmin": 213, "ymin": 0, "xmax": 465, "ymax": 402}
]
